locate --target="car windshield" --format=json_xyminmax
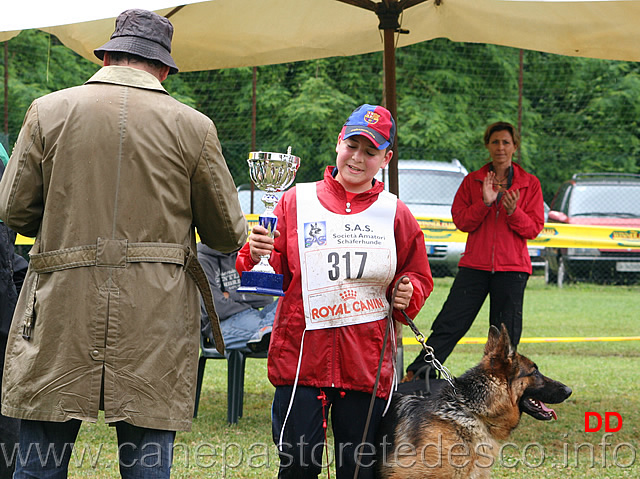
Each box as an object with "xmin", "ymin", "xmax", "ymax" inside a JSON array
[
  {"xmin": 398, "ymin": 170, "xmax": 464, "ymax": 206},
  {"xmin": 568, "ymin": 184, "xmax": 640, "ymax": 217}
]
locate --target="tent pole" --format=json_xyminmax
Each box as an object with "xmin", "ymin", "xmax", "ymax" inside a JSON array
[
  {"xmin": 250, "ymin": 66, "xmax": 257, "ymax": 214},
  {"xmin": 383, "ymin": 28, "xmax": 399, "ymax": 197},
  {"xmin": 3, "ymin": 42, "xmax": 8, "ymax": 141},
  {"xmin": 518, "ymin": 49, "xmax": 523, "ymax": 163}
]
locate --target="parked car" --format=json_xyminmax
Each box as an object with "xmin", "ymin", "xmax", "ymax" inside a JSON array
[
  {"xmin": 543, "ymin": 173, "xmax": 640, "ymax": 286},
  {"xmin": 376, "ymin": 159, "xmax": 468, "ymax": 276},
  {"xmin": 527, "ymin": 202, "xmax": 550, "ymax": 270},
  {"xmin": 236, "ymin": 183, "xmax": 283, "ymax": 215}
]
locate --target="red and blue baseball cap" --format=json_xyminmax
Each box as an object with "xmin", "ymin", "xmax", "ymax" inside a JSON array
[{"xmin": 340, "ymin": 104, "xmax": 396, "ymax": 150}]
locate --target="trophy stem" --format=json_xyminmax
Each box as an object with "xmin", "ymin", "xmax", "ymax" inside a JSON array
[{"xmin": 253, "ymin": 209, "xmax": 277, "ymax": 274}]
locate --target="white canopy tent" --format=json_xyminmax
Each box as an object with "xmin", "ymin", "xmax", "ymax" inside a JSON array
[{"xmin": 3, "ymin": 0, "xmax": 640, "ymax": 71}]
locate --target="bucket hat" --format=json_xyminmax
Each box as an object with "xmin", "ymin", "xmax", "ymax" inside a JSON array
[{"xmin": 94, "ymin": 9, "xmax": 178, "ymax": 74}]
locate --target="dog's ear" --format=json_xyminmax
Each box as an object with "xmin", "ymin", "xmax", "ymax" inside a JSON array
[
  {"xmin": 484, "ymin": 325, "xmax": 501, "ymax": 356},
  {"xmin": 500, "ymin": 324, "xmax": 516, "ymax": 359},
  {"xmin": 484, "ymin": 324, "xmax": 515, "ymax": 359}
]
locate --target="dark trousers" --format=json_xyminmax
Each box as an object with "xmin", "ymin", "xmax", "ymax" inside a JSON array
[
  {"xmin": 407, "ymin": 267, "xmax": 529, "ymax": 373},
  {"xmin": 13, "ymin": 419, "xmax": 175, "ymax": 478},
  {"xmin": 272, "ymin": 385, "xmax": 386, "ymax": 479},
  {"xmin": 0, "ymin": 333, "xmax": 19, "ymax": 479}
]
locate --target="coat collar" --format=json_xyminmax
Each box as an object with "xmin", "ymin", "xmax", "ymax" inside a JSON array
[
  {"xmin": 324, "ymin": 165, "xmax": 385, "ymax": 197},
  {"xmin": 86, "ymin": 66, "xmax": 169, "ymax": 94},
  {"xmin": 475, "ymin": 162, "xmax": 529, "ymax": 189}
]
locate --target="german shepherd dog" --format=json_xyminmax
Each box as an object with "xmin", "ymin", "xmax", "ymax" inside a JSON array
[{"xmin": 376, "ymin": 324, "xmax": 572, "ymax": 479}]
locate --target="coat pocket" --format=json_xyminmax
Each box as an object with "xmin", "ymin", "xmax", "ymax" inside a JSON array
[{"xmin": 21, "ymin": 273, "xmax": 39, "ymax": 340}]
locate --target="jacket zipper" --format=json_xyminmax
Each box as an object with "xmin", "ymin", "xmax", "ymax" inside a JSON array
[
  {"xmin": 491, "ymin": 206, "xmax": 499, "ymax": 273},
  {"xmin": 331, "ymin": 327, "xmax": 338, "ymax": 387}
]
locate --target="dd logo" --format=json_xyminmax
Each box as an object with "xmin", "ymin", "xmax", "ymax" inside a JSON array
[{"xmin": 585, "ymin": 412, "xmax": 623, "ymax": 432}]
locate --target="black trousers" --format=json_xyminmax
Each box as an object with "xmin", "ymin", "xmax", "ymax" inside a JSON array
[
  {"xmin": 407, "ymin": 267, "xmax": 529, "ymax": 374},
  {"xmin": 272, "ymin": 385, "xmax": 386, "ymax": 479}
]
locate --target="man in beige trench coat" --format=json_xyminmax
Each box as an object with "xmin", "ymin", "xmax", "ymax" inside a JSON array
[{"xmin": 0, "ymin": 9, "xmax": 247, "ymax": 478}]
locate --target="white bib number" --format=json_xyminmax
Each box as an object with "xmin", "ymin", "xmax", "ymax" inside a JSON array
[{"xmin": 296, "ymin": 183, "xmax": 397, "ymax": 330}]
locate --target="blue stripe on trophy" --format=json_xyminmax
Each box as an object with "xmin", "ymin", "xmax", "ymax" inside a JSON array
[{"xmin": 260, "ymin": 215, "xmax": 278, "ymax": 234}]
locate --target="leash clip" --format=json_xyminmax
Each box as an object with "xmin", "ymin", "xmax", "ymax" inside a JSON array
[
  {"xmin": 401, "ymin": 309, "xmax": 457, "ymax": 391},
  {"xmin": 421, "ymin": 343, "xmax": 456, "ymax": 391}
]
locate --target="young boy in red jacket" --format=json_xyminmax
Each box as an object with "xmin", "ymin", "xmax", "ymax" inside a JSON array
[{"xmin": 236, "ymin": 104, "xmax": 433, "ymax": 479}]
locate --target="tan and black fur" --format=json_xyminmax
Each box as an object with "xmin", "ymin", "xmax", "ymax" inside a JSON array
[{"xmin": 376, "ymin": 324, "xmax": 572, "ymax": 479}]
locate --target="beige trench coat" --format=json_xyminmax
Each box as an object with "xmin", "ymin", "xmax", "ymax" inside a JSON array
[{"xmin": 0, "ymin": 66, "xmax": 247, "ymax": 431}]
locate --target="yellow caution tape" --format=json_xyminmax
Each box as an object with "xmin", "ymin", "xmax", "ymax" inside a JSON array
[
  {"xmin": 14, "ymin": 214, "xmax": 640, "ymax": 251},
  {"xmin": 14, "ymin": 214, "xmax": 263, "ymax": 246},
  {"xmin": 16, "ymin": 234, "xmax": 33, "ymax": 245},
  {"xmin": 403, "ymin": 336, "xmax": 640, "ymax": 345},
  {"xmin": 415, "ymin": 216, "xmax": 640, "ymax": 251},
  {"xmin": 530, "ymin": 223, "xmax": 640, "ymax": 250}
]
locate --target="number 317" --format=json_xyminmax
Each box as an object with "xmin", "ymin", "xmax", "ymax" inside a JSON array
[{"xmin": 327, "ymin": 251, "xmax": 367, "ymax": 281}]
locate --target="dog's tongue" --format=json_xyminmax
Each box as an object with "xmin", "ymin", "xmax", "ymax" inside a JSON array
[{"xmin": 540, "ymin": 401, "xmax": 557, "ymax": 420}]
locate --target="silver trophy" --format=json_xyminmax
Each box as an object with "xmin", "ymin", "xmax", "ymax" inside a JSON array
[{"xmin": 237, "ymin": 147, "xmax": 300, "ymax": 296}]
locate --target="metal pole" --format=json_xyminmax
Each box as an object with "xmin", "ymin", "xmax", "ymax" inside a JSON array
[
  {"xmin": 4, "ymin": 42, "xmax": 8, "ymax": 141},
  {"xmin": 518, "ymin": 49, "xmax": 523, "ymax": 163},
  {"xmin": 383, "ymin": 28, "xmax": 399, "ymax": 197},
  {"xmin": 250, "ymin": 66, "xmax": 257, "ymax": 214}
]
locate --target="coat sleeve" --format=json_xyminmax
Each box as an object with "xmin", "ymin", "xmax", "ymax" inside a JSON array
[
  {"xmin": 505, "ymin": 174, "xmax": 545, "ymax": 240},
  {"xmin": 191, "ymin": 122, "xmax": 247, "ymax": 253},
  {"xmin": 0, "ymin": 101, "xmax": 45, "ymax": 237},
  {"xmin": 451, "ymin": 174, "xmax": 492, "ymax": 233},
  {"xmin": 389, "ymin": 200, "xmax": 434, "ymax": 324}
]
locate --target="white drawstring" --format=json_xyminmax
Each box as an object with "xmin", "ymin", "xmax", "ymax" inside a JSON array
[
  {"xmin": 278, "ymin": 329, "xmax": 307, "ymax": 450},
  {"xmin": 382, "ymin": 322, "xmax": 397, "ymax": 417}
]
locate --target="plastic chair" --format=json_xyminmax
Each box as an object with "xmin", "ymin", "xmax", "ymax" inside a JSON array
[{"xmin": 194, "ymin": 335, "xmax": 267, "ymax": 424}]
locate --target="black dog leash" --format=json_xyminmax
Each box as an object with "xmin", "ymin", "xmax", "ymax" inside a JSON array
[
  {"xmin": 353, "ymin": 275, "xmax": 405, "ymax": 479},
  {"xmin": 353, "ymin": 276, "xmax": 458, "ymax": 479}
]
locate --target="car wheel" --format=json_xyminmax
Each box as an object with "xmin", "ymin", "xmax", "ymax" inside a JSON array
[
  {"xmin": 544, "ymin": 259, "xmax": 557, "ymax": 285},
  {"xmin": 557, "ymin": 256, "xmax": 568, "ymax": 288}
]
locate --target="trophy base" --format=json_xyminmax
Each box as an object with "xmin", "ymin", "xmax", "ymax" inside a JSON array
[{"xmin": 237, "ymin": 271, "xmax": 285, "ymax": 296}]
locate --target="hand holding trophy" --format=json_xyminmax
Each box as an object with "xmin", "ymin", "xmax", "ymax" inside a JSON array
[{"xmin": 237, "ymin": 147, "xmax": 300, "ymax": 296}]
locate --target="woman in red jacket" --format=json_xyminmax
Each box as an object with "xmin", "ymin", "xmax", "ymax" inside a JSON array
[{"xmin": 405, "ymin": 121, "xmax": 544, "ymax": 380}]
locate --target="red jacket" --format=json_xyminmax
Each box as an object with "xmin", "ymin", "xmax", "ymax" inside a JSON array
[
  {"xmin": 237, "ymin": 166, "xmax": 433, "ymax": 399},
  {"xmin": 454, "ymin": 163, "xmax": 544, "ymax": 274}
]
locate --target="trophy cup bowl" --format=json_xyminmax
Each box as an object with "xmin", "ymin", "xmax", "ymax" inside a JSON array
[{"xmin": 237, "ymin": 147, "xmax": 300, "ymax": 296}]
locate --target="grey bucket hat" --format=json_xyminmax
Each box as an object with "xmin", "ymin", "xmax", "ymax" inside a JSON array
[{"xmin": 94, "ymin": 9, "xmax": 178, "ymax": 75}]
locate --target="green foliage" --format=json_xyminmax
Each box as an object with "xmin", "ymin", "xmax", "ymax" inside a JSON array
[{"xmin": 2, "ymin": 30, "xmax": 640, "ymax": 200}]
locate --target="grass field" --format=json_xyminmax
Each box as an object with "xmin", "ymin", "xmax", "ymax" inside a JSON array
[{"xmin": 69, "ymin": 275, "xmax": 639, "ymax": 478}]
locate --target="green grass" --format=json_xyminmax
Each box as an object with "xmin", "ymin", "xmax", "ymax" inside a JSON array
[{"xmin": 69, "ymin": 276, "xmax": 639, "ymax": 478}]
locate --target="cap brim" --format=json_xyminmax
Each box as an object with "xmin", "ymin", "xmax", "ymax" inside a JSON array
[
  {"xmin": 94, "ymin": 36, "xmax": 178, "ymax": 75},
  {"xmin": 343, "ymin": 126, "xmax": 389, "ymax": 150}
]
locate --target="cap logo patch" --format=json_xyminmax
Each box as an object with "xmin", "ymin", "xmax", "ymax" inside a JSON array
[{"xmin": 364, "ymin": 111, "xmax": 380, "ymax": 125}]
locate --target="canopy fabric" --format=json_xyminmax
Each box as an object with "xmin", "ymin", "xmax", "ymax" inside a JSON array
[{"xmin": 2, "ymin": 1, "xmax": 640, "ymax": 72}]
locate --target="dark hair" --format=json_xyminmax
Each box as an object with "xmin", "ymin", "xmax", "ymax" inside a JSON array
[
  {"xmin": 483, "ymin": 122, "xmax": 520, "ymax": 148},
  {"xmin": 106, "ymin": 51, "xmax": 166, "ymax": 72}
]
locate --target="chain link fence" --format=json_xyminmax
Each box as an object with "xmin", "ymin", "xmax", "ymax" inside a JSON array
[{"xmin": 2, "ymin": 32, "xmax": 639, "ymax": 283}]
